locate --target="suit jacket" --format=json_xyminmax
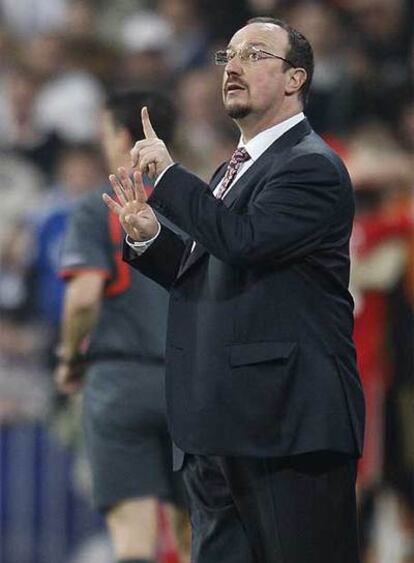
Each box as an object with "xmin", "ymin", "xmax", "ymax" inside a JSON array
[{"xmin": 123, "ymin": 119, "xmax": 365, "ymax": 459}]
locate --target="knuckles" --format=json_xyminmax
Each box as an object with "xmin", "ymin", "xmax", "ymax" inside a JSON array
[{"xmin": 131, "ymin": 139, "xmax": 166, "ymax": 154}]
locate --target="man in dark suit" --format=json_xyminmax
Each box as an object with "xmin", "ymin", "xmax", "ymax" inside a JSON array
[{"xmin": 104, "ymin": 17, "xmax": 365, "ymax": 563}]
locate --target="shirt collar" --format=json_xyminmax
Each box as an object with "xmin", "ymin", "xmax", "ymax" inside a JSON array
[{"xmin": 239, "ymin": 112, "xmax": 305, "ymax": 162}]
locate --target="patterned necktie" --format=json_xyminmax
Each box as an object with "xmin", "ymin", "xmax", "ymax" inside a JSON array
[
  {"xmin": 214, "ymin": 147, "xmax": 251, "ymax": 200},
  {"xmin": 187, "ymin": 147, "xmax": 250, "ymax": 259}
]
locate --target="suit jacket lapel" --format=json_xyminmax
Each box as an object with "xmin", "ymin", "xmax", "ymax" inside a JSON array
[
  {"xmin": 223, "ymin": 119, "xmax": 311, "ymax": 208},
  {"xmin": 176, "ymin": 119, "xmax": 312, "ymax": 279}
]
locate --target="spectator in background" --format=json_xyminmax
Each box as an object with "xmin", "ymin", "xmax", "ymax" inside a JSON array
[
  {"xmin": 24, "ymin": 30, "xmax": 65, "ymax": 80},
  {"xmin": 0, "ymin": 219, "xmax": 51, "ymax": 424},
  {"xmin": 0, "ymin": 220, "xmax": 35, "ymax": 323},
  {"xmin": 0, "ymin": 0, "xmax": 68, "ymax": 38},
  {"xmin": 0, "ymin": 155, "xmax": 57, "ymax": 435},
  {"xmin": 338, "ymin": 0, "xmax": 412, "ymax": 65},
  {"xmin": 344, "ymin": 121, "xmax": 414, "ymax": 562},
  {"xmin": 55, "ymin": 90, "xmax": 189, "ymax": 563},
  {"xmin": 119, "ymin": 11, "xmax": 174, "ymax": 90},
  {"xmin": 282, "ymin": 0, "xmax": 413, "ymax": 135},
  {"xmin": 197, "ymin": 0, "xmax": 252, "ymax": 43},
  {"xmin": 285, "ymin": 2, "xmax": 357, "ymax": 134},
  {"xmin": 65, "ymin": 0, "xmax": 98, "ymax": 38},
  {"xmin": 334, "ymin": 0, "xmax": 412, "ymax": 126},
  {"xmin": 0, "ymin": 62, "xmax": 65, "ymax": 177},
  {"xmin": 157, "ymin": 0, "xmax": 210, "ymax": 72},
  {"xmin": 63, "ymin": 1, "xmax": 120, "ymax": 87},
  {"xmin": 349, "ymin": 148, "xmax": 413, "ymax": 490},
  {"xmin": 27, "ymin": 31, "xmax": 105, "ymax": 143},
  {"xmin": 0, "ymin": 151, "xmax": 43, "ymax": 256}
]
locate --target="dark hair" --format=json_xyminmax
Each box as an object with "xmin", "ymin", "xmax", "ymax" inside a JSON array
[
  {"xmin": 247, "ymin": 17, "xmax": 314, "ymax": 105},
  {"xmin": 56, "ymin": 142, "xmax": 105, "ymax": 169},
  {"xmin": 105, "ymin": 89, "xmax": 177, "ymax": 145},
  {"xmin": 58, "ymin": 142, "xmax": 103, "ymax": 163}
]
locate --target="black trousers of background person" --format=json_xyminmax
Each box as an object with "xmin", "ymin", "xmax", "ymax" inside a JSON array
[{"xmin": 182, "ymin": 451, "xmax": 361, "ymax": 563}]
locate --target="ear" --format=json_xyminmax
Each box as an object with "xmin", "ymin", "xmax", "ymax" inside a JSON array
[{"xmin": 285, "ymin": 67, "xmax": 307, "ymax": 97}]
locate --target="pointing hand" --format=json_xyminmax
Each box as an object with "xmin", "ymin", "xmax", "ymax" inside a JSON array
[{"xmin": 130, "ymin": 106, "xmax": 174, "ymax": 180}]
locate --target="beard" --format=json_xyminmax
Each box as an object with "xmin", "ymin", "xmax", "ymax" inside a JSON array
[{"xmin": 224, "ymin": 101, "xmax": 251, "ymax": 120}]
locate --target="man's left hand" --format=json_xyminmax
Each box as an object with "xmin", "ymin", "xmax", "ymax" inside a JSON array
[
  {"xmin": 130, "ymin": 106, "xmax": 174, "ymax": 180},
  {"xmin": 54, "ymin": 362, "xmax": 85, "ymax": 395}
]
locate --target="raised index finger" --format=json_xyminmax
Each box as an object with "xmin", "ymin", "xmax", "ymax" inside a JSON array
[{"xmin": 141, "ymin": 106, "xmax": 157, "ymax": 139}]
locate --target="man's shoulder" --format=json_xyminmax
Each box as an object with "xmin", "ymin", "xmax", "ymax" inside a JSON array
[
  {"xmin": 71, "ymin": 184, "xmax": 110, "ymax": 220},
  {"xmin": 287, "ymin": 129, "xmax": 350, "ymax": 179},
  {"xmin": 298, "ymin": 128, "xmax": 345, "ymax": 161},
  {"xmin": 60, "ymin": 186, "xmax": 113, "ymax": 273},
  {"xmin": 77, "ymin": 184, "xmax": 109, "ymax": 206}
]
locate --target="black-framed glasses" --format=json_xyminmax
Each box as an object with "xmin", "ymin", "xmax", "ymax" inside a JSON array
[{"xmin": 214, "ymin": 46, "xmax": 295, "ymax": 67}]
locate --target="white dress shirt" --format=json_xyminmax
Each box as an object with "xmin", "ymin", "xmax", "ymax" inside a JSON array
[
  {"xmin": 127, "ymin": 112, "xmax": 305, "ymax": 254},
  {"xmin": 213, "ymin": 111, "xmax": 304, "ymax": 197}
]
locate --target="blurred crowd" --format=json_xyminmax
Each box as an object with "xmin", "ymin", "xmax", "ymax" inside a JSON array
[{"xmin": 0, "ymin": 0, "xmax": 413, "ymax": 562}]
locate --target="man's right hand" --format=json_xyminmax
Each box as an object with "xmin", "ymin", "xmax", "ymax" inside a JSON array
[{"xmin": 103, "ymin": 168, "xmax": 159, "ymax": 242}]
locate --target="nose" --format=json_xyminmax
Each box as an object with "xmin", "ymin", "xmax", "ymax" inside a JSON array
[{"xmin": 225, "ymin": 55, "xmax": 243, "ymax": 76}]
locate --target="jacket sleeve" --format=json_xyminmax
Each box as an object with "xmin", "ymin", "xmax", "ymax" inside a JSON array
[
  {"xmin": 148, "ymin": 155, "xmax": 350, "ymax": 267},
  {"xmin": 123, "ymin": 223, "xmax": 186, "ymax": 290}
]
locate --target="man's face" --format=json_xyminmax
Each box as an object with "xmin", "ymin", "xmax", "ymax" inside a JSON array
[{"xmin": 222, "ymin": 23, "xmax": 291, "ymax": 122}]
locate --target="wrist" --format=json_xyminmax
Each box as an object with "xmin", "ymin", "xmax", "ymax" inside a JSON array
[
  {"xmin": 126, "ymin": 221, "xmax": 161, "ymax": 248},
  {"xmin": 55, "ymin": 346, "xmax": 83, "ymax": 367}
]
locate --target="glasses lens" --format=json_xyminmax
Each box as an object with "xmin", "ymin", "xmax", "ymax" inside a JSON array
[
  {"xmin": 214, "ymin": 51, "xmax": 228, "ymax": 65},
  {"xmin": 241, "ymin": 47, "xmax": 256, "ymax": 62}
]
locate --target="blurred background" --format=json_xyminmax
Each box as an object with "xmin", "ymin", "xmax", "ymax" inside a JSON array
[{"xmin": 0, "ymin": 0, "xmax": 413, "ymax": 562}]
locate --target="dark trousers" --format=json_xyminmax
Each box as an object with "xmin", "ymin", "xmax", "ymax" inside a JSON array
[{"xmin": 182, "ymin": 451, "xmax": 360, "ymax": 563}]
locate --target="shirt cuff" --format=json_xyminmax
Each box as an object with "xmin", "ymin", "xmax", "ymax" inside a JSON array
[
  {"xmin": 125, "ymin": 222, "xmax": 161, "ymax": 255},
  {"xmin": 154, "ymin": 163, "xmax": 175, "ymax": 187}
]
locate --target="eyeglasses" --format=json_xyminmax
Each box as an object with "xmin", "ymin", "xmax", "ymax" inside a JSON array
[{"xmin": 214, "ymin": 46, "xmax": 295, "ymax": 67}]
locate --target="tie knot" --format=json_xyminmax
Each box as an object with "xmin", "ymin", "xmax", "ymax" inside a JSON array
[
  {"xmin": 231, "ymin": 147, "xmax": 250, "ymax": 165},
  {"xmin": 214, "ymin": 146, "xmax": 251, "ymax": 200}
]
